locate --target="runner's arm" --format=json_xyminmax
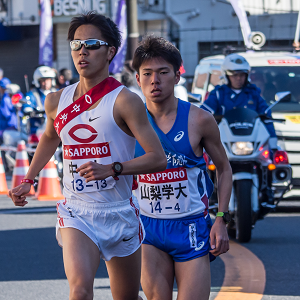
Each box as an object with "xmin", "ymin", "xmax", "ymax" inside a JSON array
[
  {"xmin": 77, "ymin": 90, "xmax": 167, "ymax": 182},
  {"xmin": 118, "ymin": 91, "xmax": 167, "ymax": 175},
  {"xmin": 200, "ymin": 110, "xmax": 232, "ymax": 255}
]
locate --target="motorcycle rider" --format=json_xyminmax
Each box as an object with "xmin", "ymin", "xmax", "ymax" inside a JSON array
[
  {"xmin": 203, "ymin": 53, "xmax": 278, "ymax": 152},
  {"xmin": 22, "ymin": 66, "xmax": 57, "ymax": 134},
  {"xmin": 203, "ymin": 53, "xmax": 278, "ymax": 207}
]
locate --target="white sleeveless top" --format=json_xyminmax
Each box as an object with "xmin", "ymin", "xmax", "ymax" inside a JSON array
[{"xmin": 56, "ymin": 82, "xmax": 136, "ymax": 203}]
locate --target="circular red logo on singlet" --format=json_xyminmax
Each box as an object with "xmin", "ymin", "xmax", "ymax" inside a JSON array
[{"xmin": 68, "ymin": 124, "xmax": 98, "ymax": 143}]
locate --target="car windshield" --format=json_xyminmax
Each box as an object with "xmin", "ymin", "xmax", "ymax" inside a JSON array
[{"xmin": 250, "ymin": 66, "xmax": 300, "ymax": 112}]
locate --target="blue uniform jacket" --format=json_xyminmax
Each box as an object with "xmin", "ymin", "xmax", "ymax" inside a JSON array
[
  {"xmin": 23, "ymin": 88, "xmax": 46, "ymax": 111},
  {"xmin": 0, "ymin": 93, "xmax": 17, "ymax": 138},
  {"xmin": 22, "ymin": 88, "xmax": 47, "ymax": 134},
  {"xmin": 203, "ymin": 84, "xmax": 276, "ymax": 138}
]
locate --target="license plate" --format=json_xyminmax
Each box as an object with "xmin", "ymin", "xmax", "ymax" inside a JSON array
[{"xmin": 285, "ymin": 115, "xmax": 300, "ymax": 124}]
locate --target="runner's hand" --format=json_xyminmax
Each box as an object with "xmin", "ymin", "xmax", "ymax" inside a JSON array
[
  {"xmin": 8, "ymin": 183, "xmax": 31, "ymax": 207},
  {"xmin": 209, "ymin": 218, "xmax": 229, "ymax": 256},
  {"xmin": 77, "ymin": 162, "xmax": 113, "ymax": 182}
]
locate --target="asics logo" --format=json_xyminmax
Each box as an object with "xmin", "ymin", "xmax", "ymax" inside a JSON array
[
  {"xmin": 174, "ymin": 131, "xmax": 184, "ymax": 142},
  {"xmin": 195, "ymin": 241, "xmax": 205, "ymax": 251}
]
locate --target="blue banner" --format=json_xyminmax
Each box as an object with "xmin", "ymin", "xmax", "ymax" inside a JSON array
[
  {"xmin": 39, "ymin": 0, "xmax": 53, "ymax": 66},
  {"xmin": 109, "ymin": 0, "xmax": 127, "ymax": 74}
]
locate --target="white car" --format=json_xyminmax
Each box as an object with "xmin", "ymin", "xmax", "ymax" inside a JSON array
[{"xmin": 192, "ymin": 51, "xmax": 300, "ymax": 197}]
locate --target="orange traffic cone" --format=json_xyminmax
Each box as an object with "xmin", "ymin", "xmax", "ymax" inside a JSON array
[
  {"xmin": 11, "ymin": 140, "xmax": 35, "ymax": 196},
  {"xmin": 36, "ymin": 156, "xmax": 64, "ymax": 201},
  {"xmin": 0, "ymin": 156, "xmax": 8, "ymax": 194}
]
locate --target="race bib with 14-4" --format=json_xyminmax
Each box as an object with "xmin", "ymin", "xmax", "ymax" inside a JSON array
[{"xmin": 137, "ymin": 167, "xmax": 191, "ymax": 215}]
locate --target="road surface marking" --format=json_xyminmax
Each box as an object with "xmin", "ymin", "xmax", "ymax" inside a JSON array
[{"xmin": 215, "ymin": 240, "xmax": 266, "ymax": 300}]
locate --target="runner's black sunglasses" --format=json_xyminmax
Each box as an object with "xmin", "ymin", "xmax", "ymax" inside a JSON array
[{"xmin": 70, "ymin": 39, "xmax": 110, "ymax": 51}]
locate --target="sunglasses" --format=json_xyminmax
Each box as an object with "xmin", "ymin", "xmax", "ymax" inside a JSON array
[{"xmin": 70, "ymin": 39, "xmax": 110, "ymax": 51}]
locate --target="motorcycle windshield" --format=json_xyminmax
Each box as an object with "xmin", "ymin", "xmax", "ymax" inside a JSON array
[{"xmin": 224, "ymin": 107, "xmax": 258, "ymax": 136}]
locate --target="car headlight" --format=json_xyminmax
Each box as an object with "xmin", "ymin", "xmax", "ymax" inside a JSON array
[{"xmin": 231, "ymin": 142, "xmax": 254, "ymax": 155}]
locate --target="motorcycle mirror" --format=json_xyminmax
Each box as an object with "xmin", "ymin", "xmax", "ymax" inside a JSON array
[
  {"xmin": 275, "ymin": 91, "xmax": 291, "ymax": 103},
  {"xmin": 265, "ymin": 91, "xmax": 291, "ymax": 114},
  {"xmin": 188, "ymin": 93, "xmax": 202, "ymax": 103}
]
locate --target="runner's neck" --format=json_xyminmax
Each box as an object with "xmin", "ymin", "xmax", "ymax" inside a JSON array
[
  {"xmin": 146, "ymin": 96, "xmax": 178, "ymax": 119},
  {"xmin": 74, "ymin": 75, "xmax": 110, "ymax": 101}
]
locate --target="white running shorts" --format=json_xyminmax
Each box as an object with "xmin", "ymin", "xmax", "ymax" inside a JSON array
[{"xmin": 56, "ymin": 197, "xmax": 145, "ymax": 261}]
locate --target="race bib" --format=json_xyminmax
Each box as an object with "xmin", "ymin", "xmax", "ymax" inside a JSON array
[
  {"xmin": 137, "ymin": 167, "xmax": 191, "ymax": 215},
  {"xmin": 63, "ymin": 142, "xmax": 115, "ymax": 193}
]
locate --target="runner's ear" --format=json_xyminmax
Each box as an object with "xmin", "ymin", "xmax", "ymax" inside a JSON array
[
  {"xmin": 136, "ymin": 73, "xmax": 141, "ymax": 87},
  {"xmin": 108, "ymin": 46, "xmax": 116, "ymax": 61},
  {"xmin": 175, "ymin": 70, "xmax": 181, "ymax": 84}
]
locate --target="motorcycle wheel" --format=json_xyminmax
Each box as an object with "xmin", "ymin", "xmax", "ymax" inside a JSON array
[{"xmin": 235, "ymin": 179, "xmax": 252, "ymax": 243}]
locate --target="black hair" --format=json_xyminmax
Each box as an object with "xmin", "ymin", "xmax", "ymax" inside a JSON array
[
  {"xmin": 68, "ymin": 11, "xmax": 121, "ymax": 63},
  {"xmin": 132, "ymin": 35, "xmax": 182, "ymax": 74},
  {"xmin": 59, "ymin": 68, "xmax": 72, "ymax": 81}
]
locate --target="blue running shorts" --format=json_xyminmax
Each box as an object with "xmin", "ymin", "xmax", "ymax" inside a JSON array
[{"xmin": 141, "ymin": 213, "xmax": 215, "ymax": 262}]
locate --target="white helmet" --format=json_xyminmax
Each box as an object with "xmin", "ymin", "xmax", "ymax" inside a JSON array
[
  {"xmin": 222, "ymin": 54, "xmax": 250, "ymax": 76},
  {"xmin": 6, "ymin": 83, "xmax": 21, "ymax": 95},
  {"xmin": 33, "ymin": 66, "xmax": 56, "ymax": 88}
]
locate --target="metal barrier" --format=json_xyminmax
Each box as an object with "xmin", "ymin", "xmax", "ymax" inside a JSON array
[{"xmin": 0, "ymin": 145, "xmax": 36, "ymax": 153}]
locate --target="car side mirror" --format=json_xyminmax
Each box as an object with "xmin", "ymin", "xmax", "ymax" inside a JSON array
[{"xmin": 188, "ymin": 93, "xmax": 202, "ymax": 103}]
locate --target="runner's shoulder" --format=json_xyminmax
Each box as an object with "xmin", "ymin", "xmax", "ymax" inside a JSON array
[
  {"xmin": 44, "ymin": 89, "xmax": 64, "ymax": 114},
  {"xmin": 190, "ymin": 103, "xmax": 217, "ymax": 127},
  {"xmin": 116, "ymin": 86, "xmax": 145, "ymax": 111}
]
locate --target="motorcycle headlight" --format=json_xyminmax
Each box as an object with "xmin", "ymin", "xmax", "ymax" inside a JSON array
[{"xmin": 231, "ymin": 142, "xmax": 254, "ymax": 155}]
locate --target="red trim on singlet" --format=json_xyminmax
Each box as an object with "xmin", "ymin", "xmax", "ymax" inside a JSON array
[
  {"xmin": 54, "ymin": 77, "xmax": 122, "ymax": 136},
  {"xmin": 130, "ymin": 197, "xmax": 143, "ymax": 243}
]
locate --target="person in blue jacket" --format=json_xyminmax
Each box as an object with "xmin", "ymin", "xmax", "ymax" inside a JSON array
[
  {"xmin": 0, "ymin": 77, "xmax": 18, "ymax": 172},
  {"xmin": 203, "ymin": 53, "xmax": 278, "ymax": 151},
  {"xmin": 22, "ymin": 66, "xmax": 57, "ymax": 134}
]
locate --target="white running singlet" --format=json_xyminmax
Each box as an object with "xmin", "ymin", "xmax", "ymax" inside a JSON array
[{"xmin": 56, "ymin": 82, "xmax": 136, "ymax": 203}]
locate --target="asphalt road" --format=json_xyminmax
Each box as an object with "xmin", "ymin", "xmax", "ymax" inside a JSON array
[{"xmin": 0, "ymin": 192, "xmax": 299, "ymax": 300}]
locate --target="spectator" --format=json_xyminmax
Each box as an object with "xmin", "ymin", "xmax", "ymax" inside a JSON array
[
  {"xmin": 0, "ymin": 77, "xmax": 18, "ymax": 173},
  {"xmin": 58, "ymin": 68, "xmax": 72, "ymax": 89}
]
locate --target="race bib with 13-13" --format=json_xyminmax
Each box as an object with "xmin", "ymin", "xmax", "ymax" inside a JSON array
[
  {"xmin": 137, "ymin": 167, "xmax": 191, "ymax": 215},
  {"xmin": 63, "ymin": 142, "xmax": 116, "ymax": 193}
]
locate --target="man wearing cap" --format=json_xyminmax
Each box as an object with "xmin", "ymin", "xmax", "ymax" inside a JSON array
[
  {"xmin": 0, "ymin": 77, "xmax": 18, "ymax": 172},
  {"xmin": 203, "ymin": 53, "xmax": 277, "ymax": 151},
  {"xmin": 203, "ymin": 53, "xmax": 278, "ymax": 207}
]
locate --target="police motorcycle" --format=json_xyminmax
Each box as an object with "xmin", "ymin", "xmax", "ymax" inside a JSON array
[{"xmin": 206, "ymin": 92, "xmax": 292, "ymax": 243}]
